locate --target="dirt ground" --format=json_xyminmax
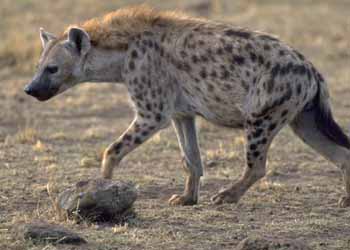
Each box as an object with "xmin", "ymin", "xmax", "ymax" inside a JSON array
[{"xmin": 0, "ymin": 0, "xmax": 350, "ymax": 249}]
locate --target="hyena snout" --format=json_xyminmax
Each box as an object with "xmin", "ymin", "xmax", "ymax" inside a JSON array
[{"xmin": 24, "ymin": 79, "xmax": 59, "ymax": 101}]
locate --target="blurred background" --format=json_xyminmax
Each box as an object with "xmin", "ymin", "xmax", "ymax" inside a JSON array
[{"xmin": 0, "ymin": 1, "xmax": 349, "ymax": 250}]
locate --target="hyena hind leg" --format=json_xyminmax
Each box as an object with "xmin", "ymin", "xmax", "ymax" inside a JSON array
[
  {"xmin": 290, "ymin": 108, "xmax": 350, "ymax": 208},
  {"xmin": 212, "ymin": 117, "xmax": 286, "ymax": 204}
]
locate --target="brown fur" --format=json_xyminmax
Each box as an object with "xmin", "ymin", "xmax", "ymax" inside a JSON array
[{"xmin": 63, "ymin": 5, "xmax": 204, "ymax": 50}]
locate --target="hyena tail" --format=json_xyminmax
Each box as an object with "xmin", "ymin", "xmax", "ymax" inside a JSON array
[{"xmin": 313, "ymin": 80, "xmax": 350, "ymax": 149}]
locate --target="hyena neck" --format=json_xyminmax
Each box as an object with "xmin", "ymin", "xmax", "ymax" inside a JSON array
[{"xmin": 82, "ymin": 47, "xmax": 126, "ymax": 83}]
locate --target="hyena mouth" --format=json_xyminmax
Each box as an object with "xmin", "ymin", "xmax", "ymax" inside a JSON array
[
  {"xmin": 25, "ymin": 84, "xmax": 60, "ymax": 102},
  {"xmin": 36, "ymin": 86, "xmax": 60, "ymax": 101}
]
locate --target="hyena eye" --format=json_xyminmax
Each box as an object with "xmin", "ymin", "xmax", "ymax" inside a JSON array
[{"xmin": 46, "ymin": 66, "xmax": 58, "ymax": 74}]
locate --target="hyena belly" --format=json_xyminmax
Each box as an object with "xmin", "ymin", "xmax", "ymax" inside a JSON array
[{"xmin": 176, "ymin": 75, "xmax": 248, "ymax": 128}]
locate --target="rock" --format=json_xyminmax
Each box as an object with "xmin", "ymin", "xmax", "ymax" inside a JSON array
[
  {"xmin": 23, "ymin": 221, "xmax": 86, "ymax": 245},
  {"xmin": 57, "ymin": 178, "xmax": 137, "ymax": 222},
  {"xmin": 235, "ymin": 237, "xmax": 311, "ymax": 250}
]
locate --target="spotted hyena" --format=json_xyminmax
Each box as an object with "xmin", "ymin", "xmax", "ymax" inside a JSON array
[{"xmin": 25, "ymin": 5, "xmax": 350, "ymax": 207}]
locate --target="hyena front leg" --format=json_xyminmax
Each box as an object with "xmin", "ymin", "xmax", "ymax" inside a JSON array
[
  {"xmin": 212, "ymin": 117, "xmax": 285, "ymax": 204},
  {"xmin": 102, "ymin": 116, "xmax": 167, "ymax": 179},
  {"xmin": 169, "ymin": 116, "xmax": 203, "ymax": 206}
]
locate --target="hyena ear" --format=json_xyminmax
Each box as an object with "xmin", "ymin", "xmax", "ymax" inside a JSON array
[
  {"xmin": 67, "ymin": 27, "xmax": 91, "ymax": 56},
  {"xmin": 40, "ymin": 28, "xmax": 57, "ymax": 48}
]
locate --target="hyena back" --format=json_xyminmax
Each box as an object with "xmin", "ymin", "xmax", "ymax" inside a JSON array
[{"xmin": 25, "ymin": 6, "xmax": 350, "ymax": 207}]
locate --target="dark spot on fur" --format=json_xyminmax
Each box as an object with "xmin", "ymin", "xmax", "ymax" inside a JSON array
[
  {"xmin": 297, "ymin": 84, "xmax": 302, "ymax": 95},
  {"xmin": 271, "ymin": 64, "xmax": 281, "ymax": 79},
  {"xmin": 200, "ymin": 68, "xmax": 207, "ymax": 79},
  {"xmin": 154, "ymin": 42, "xmax": 160, "ymax": 51},
  {"xmin": 215, "ymin": 96, "xmax": 222, "ymax": 103},
  {"xmin": 147, "ymin": 40, "xmax": 154, "ymax": 48},
  {"xmin": 258, "ymin": 55, "xmax": 264, "ymax": 65},
  {"xmin": 253, "ymin": 128, "xmax": 263, "ymax": 138},
  {"xmin": 265, "ymin": 61, "xmax": 271, "ymax": 70},
  {"xmin": 207, "ymin": 83, "xmax": 214, "ymax": 92},
  {"xmin": 131, "ymin": 50, "xmax": 138, "ymax": 58},
  {"xmin": 114, "ymin": 142, "xmax": 123, "ymax": 153},
  {"xmin": 141, "ymin": 130, "xmax": 149, "ymax": 137},
  {"xmin": 124, "ymin": 134, "xmax": 132, "ymax": 141},
  {"xmin": 192, "ymin": 55, "xmax": 199, "ymax": 63},
  {"xmin": 233, "ymin": 55, "xmax": 245, "ymax": 65},
  {"xmin": 281, "ymin": 110, "xmax": 288, "ymax": 117},
  {"xmin": 129, "ymin": 61, "xmax": 135, "ymax": 71},
  {"xmin": 253, "ymin": 151, "xmax": 260, "ymax": 158},
  {"xmin": 134, "ymin": 137, "xmax": 142, "ymax": 144},
  {"xmin": 198, "ymin": 40, "xmax": 205, "ymax": 46},
  {"xmin": 253, "ymin": 119, "xmax": 263, "ymax": 127},
  {"xmin": 224, "ymin": 29, "xmax": 251, "ymax": 39},
  {"xmin": 210, "ymin": 70, "xmax": 217, "ymax": 78},
  {"xmin": 260, "ymin": 138, "xmax": 267, "ymax": 144},
  {"xmin": 216, "ymin": 47, "xmax": 223, "ymax": 55},
  {"xmin": 135, "ymin": 93, "xmax": 143, "ymax": 101},
  {"xmin": 297, "ymin": 65, "xmax": 307, "ymax": 75},
  {"xmin": 268, "ymin": 123, "xmax": 277, "ymax": 131},
  {"xmin": 155, "ymin": 113, "xmax": 162, "ymax": 122},
  {"xmin": 250, "ymin": 144, "xmax": 257, "ymax": 150},
  {"xmin": 250, "ymin": 53, "xmax": 257, "ymax": 62},
  {"xmin": 200, "ymin": 55, "xmax": 208, "ymax": 62}
]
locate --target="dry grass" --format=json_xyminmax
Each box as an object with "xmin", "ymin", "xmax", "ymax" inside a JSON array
[{"xmin": 1, "ymin": 0, "xmax": 350, "ymax": 249}]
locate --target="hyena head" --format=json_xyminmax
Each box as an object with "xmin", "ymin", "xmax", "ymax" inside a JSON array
[{"xmin": 24, "ymin": 27, "xmax": 91, "ymax": 101}]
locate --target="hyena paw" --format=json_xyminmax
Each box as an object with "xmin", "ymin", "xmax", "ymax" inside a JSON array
[
  {"xmin": 338, "ymin": 196, "xmax": 350, "ymax": 208},
  {"xmin": 211, "ymin": 188, "xmax": 241, "ymax": 205},
  {"xmin": 168, "ymin": 194, "xmax": 197, "ymax": 206}
]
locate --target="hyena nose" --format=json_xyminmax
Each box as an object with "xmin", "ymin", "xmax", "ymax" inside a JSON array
[{"xmin": 24, "ymin": 84, "xmax": 34, "ymax": 96}]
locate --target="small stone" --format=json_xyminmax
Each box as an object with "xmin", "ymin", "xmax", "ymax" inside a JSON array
[
  {"xmin": 23, "ymin": 221, "xmax": 86, "ymax": 245},
  {"xmin": 57, "ymin": 178, "xmax": 137, "ymax": 222}
]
